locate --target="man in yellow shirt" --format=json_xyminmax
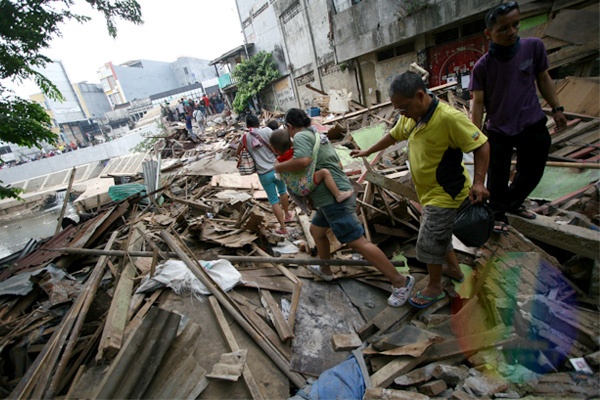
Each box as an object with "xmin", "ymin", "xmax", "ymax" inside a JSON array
[{"xmin": 352, "ymin": 71, "xmax": 490, "ymax": 308}]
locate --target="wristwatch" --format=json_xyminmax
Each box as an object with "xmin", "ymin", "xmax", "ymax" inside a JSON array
[{"xmin": 552, "ymin": 106, "xmax": 564, "ymax": 113}]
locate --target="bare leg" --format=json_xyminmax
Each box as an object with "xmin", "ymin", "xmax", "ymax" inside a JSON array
[
  {"xmin": 314, "ymin": 170, "xmax": 353, "ymax": 203},
  {"xmin": 346, "ymin": 236, "xmax": 407, "ymax": 288},
  {"xmin": 310, "ymin": 224, "xmax": 333, "ymax": 276},
  {"xmin": 443, "ymin": 250, "xmax": 464, "ymax": 281},
  {"xmin": 280, "ymin": 193, "xmax": 291, "ymax": 220},
  {"xmin": 272, "ymin": 202, "xmax": 286, "ymax": 232}
]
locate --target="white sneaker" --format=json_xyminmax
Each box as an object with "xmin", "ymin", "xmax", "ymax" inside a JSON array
[
  {"xmin": 387, "ymin": 275, "xmax": 415, "ymax": 307},
  {"xmin": 307, "ymin": 265, "xmax": 334, "ymax": 281}
]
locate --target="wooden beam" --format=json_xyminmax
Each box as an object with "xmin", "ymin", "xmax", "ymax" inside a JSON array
[
  {"xmin": 322, "ymin": 82, "xmax": 456, "ymax": 125},
  {"xmin": 250, "ymin": 244, "xmax": 302, "ymax": 332},
  {"xmin": 209, "ymin": 297, "xmax": 265, "ymax": 400},
  {"xmin": 49, "ymin": 248, "xmax": 416, "ymax": 267},
  {"xmin": 261, "ymin": 290, "xmax": 294, "ymax": 341},
  {"xmin": 363, "ymin": 171, "xmax": 419, "ymax": 202}
]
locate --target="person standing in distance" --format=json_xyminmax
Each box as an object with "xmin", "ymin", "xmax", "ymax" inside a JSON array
[{"xmin": 469, "ymin": 1, "xmax": 567, "ymax": 234}]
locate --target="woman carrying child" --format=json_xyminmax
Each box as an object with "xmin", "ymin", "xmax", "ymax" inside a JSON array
[
  {"xmin": 270, "ymin": 128, "xmax": 353, "ymax": 203},
  {"xmin": 273, "ymin": 108, "xmax": 415, "ymax": 307}
]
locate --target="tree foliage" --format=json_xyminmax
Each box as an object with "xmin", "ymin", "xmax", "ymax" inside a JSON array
[
  {"xmin": 0, "ymin": 0, "xmax": 143, "ymax": 199},
  {"xmin": 232, "ymin": 50, "xmax": 280, "ymax": 114}
]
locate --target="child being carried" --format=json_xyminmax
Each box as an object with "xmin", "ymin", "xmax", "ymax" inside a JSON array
[{"xmin": 270, "ymin": 129, "xmax": 353, "ymax": 203}]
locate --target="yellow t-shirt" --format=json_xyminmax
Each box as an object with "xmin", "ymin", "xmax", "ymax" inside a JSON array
[{"xmin": 390, "ymin": 100, "xmax": 487, "ymax": 208}]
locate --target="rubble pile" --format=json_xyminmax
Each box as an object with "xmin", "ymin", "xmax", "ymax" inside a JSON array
[{"xmin": 0, "ymin": 83, "xmax": 598, "ymax": 399}]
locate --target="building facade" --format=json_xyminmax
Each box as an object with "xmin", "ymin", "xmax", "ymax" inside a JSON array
[
  {"xmin": 226, "ymin": 0, "xmax": 597, "ymax": 111},
  {"xmin": 31, "ymin": 61, "xmax": 108, "ymax": 147},
  {"xmin": 97, "ymin": 57, "xmax": 218, "ymax": 108}
]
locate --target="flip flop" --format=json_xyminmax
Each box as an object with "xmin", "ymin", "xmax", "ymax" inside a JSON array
[
  {"xmin": 409, "ymin": 290, "xmax": 446, "ymax": 309},
  {"xmin": 493, "ymin": 221, "xmax": 509, "ymax": 235},
  {"xmin": 510, "ymin": 206, "xmax": 537, "ymax": 220}
]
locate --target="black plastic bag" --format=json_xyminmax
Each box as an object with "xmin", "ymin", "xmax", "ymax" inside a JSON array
[{"xmin": 453, "ymin": 198, "xmax": 494, "ymax": 247}]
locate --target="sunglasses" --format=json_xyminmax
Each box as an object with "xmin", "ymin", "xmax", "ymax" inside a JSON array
[{"xmin": 486, "ymin": 1, "xmax": 519, "ymax": 25}]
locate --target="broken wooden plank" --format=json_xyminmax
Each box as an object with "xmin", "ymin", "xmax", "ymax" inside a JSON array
[
  {"xmin": 142, "ymin": 321, "xmax": 208, "ymax": 399},
  {"xmin": 93, "ymin": 307, "xmax": 181, "ymax": 399},
  {"xmin": 297, "ymin": 213, "xmax": 316, "ymax": 251},
  {"xmin": 209, "ymin": 296, "xmax": 265, "ymax": 400},
  {"xmin": 364, "ymin": 170, "xmax": 419, "ymax": 202},
  {"xmin": 96, "ymin": 261, "xmax": 135, "ymax": 362},
  {"xmin": 332, "ymin": 333, "xmax": 363, "ymax": 351},
  {"xmin": 11, "ymin": 231, "xmax": 120, "ymax": 400},
  {"xmin": 261, "ymin": 290, "xmax": 294, "ymax": 341},
  {"xmin": 370, "ymin": 325, "xmax": 513, "ymax": 388},
  {"xmin": 507, "ymin": 214, "xmax": 599, "ymax": 260}
]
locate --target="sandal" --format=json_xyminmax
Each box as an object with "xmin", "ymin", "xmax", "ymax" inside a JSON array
[
  {"xmin": 409, "ymin": 290, "xmax": 446, "ymax": 309},
  {"xmin": 493, "ymin": 221, "xmax": 509, "ymax": 235},
  {"xmin": 509, "ymin": 206, "xmax": 537, "ymax": 220},
  {"xmin": 307, "ymin": 265, "xmax": 334, "ymax": 281},
  {"xmin": 273, "ymin": 228, "xmax": 289, "ymax": 236},
  {"xmin": 284, "ymin": 212, "xmax": 295, "ymax": 223}
]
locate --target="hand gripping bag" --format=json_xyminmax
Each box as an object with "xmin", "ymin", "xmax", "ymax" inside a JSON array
[{"xmin": 453, "ymin": 198, "xmax": 494, "ymax": 247}]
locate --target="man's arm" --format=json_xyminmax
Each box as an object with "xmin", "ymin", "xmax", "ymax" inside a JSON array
[
  {"xmin": 470, "ymin": 90, "xmax": 485, "ymax": 130},
  {"xmin": 469, "ymin": 141, "xmax": 490, "ymax": 204},
  {"xmin": 350, "ymin": 133, "xmax": 397, "ymax": 158},
  {"xmin": 537, "ymin": 70, "xmax": 567, "ymax": 132}
]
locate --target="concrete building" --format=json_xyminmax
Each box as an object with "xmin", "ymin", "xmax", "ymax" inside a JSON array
[
  {"xmin": 226, "ymin": 0, "xmax": 598, "ymax": 111},
  {"xmin": 98, "ymin": 60, "xmax": 178, "ymax": 107},
  {"xmin": 97, "ymin": 57, "xmax": 218, "ymax": 108},
  {"xmin": 73, "ymin": 82, "xmax": 112, "ymax": 124},
  {"xmin": 31, "ymin": 61, "xmax": 108, "ymax": 147},
  {"xmin": 171, "ymin": 57, "xmax": 218, "ymax": 87},
  {"xmin": 210, "ymin": 44, "xmax": 254, "ymax": 110}
]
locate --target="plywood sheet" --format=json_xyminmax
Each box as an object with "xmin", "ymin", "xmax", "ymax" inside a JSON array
[
  {"xmin": 544, "ymin": 9, "xmax": 599, "ymax": 45},
  {"xmin": 546, "ymin": 77, "xmax": 600, "ymax": 117}
]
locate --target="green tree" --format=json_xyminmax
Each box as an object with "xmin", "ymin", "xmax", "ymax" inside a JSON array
[
  {"xmin": 232, "ymin": 50, "xmax": 280, "ymax": 114},
  {"xmin": 0, "ymin": 0, "xmax": 143, "ymax": 199}
]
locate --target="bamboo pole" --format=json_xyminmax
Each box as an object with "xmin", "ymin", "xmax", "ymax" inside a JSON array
[{"xmin": 49, "ymin": 247, "xmax": 408, "ymax": 267}]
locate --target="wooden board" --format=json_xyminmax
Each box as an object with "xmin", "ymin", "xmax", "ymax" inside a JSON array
[{"xmin": 238, "ymin": 269, "xmax": 296, "ymax": 293}]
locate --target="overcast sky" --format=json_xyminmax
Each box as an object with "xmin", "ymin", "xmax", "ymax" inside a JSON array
[{"xmin": 9, "ymin": 0, "xmax": 245, "ymax": 98}]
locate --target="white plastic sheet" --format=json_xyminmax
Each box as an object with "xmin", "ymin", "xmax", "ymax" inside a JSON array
[{"xmin": 136, "ymin": 259, "xmax": 241, "ymax": 299}]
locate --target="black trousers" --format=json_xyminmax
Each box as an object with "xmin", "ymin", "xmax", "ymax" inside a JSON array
[{"xmin": 486, "ymin": 117, "xmax": 551, "ymax": 223}]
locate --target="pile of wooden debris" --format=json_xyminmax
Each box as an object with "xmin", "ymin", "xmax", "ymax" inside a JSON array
[{"xmin": 1, "ymin": 82, "xmax": 598, "ymax": 399}]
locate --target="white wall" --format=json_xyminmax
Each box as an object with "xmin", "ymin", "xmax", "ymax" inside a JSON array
[{"xmin": 0, "ymin": 123, "xmax": 156, "ymax": 184}]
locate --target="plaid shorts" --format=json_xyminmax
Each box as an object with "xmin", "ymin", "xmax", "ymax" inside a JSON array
[{"xmin": 415, "ymin": 205, "xmax": 458, "ymax": 264}]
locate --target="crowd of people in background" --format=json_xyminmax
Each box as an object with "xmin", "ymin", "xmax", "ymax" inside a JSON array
[
  {"xmin": 160, "ymin": 92, "xmax": 229, "ymax": 143},
  {"xmin": 162, "ymin": 92, "xmax": 227, "ymax": 124}
]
